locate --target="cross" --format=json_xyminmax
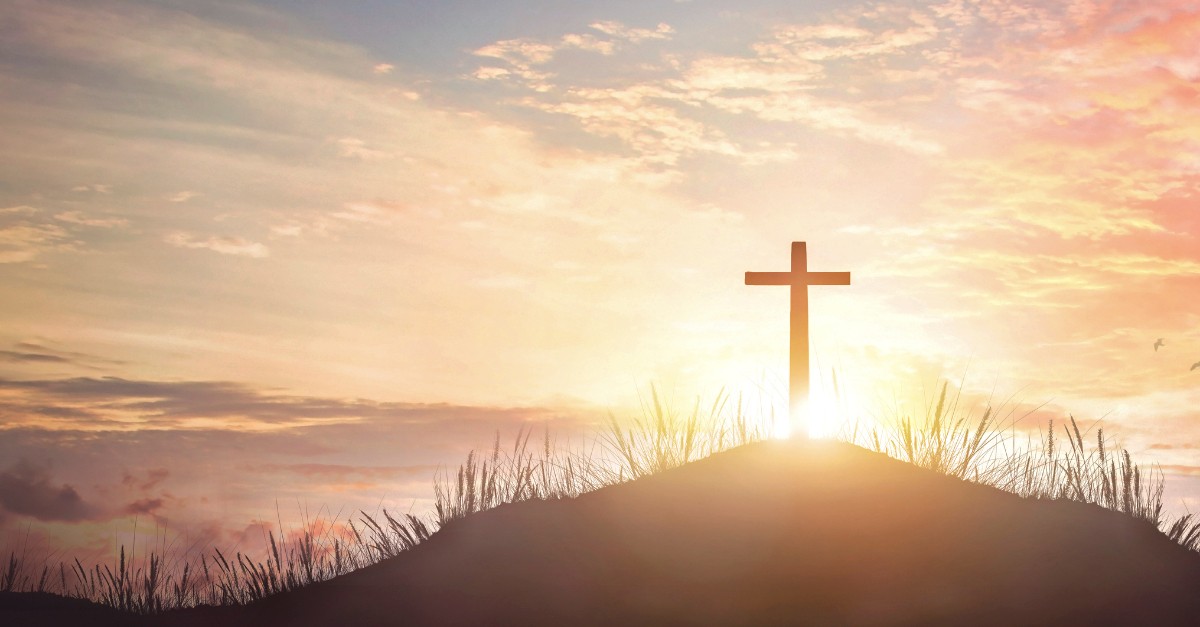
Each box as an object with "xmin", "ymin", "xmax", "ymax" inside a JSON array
[{"xmin": 746, "ymin": 241, "xmax": 850, "ymax": 436}]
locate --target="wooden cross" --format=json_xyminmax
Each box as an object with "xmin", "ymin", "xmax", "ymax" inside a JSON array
[{"xmin": 746, "ymin": 241, "xmax": 850, "ymax": 435}]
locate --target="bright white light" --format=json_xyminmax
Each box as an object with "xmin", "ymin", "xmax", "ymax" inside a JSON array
[
  {"xmin": 807, "ymin": 394, "xmax": 839, "ymax": 439},
  {"xmin": 771, "ymin": 415, "xmax": 792, "ymax": 440},
  {"xmin": 793, "ymin": 388, "xmax": 847, "ymax": 439}
]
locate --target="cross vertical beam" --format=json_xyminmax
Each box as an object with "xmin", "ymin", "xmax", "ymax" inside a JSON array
[
  {"xmin": 789, "ymin": 242, "xmax": 810, "ymax": 428},
  {"xmin": 745, "ymin": 241, "xmax": 850, "ymax": 436}
]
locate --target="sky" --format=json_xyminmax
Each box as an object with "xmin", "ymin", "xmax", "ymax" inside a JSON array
[{"xmin": 1, "ymin": 0, "xmax": 1199, "ymax": 557}]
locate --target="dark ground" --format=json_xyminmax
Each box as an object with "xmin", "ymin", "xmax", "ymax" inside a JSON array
[{"xmin": 6, "ymin": 439, "xmax": 1200, "ymax": 626}]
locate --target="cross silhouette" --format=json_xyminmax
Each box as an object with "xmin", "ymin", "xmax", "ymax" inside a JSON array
[{"xmin": 746, "ymin": 241, "xmax": 850, "ymax": 435}]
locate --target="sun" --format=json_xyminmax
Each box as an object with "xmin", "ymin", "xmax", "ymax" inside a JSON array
[
  {"xmin": 784, "ymin": 386, "xmax": 859, "ymax": 440},
  {"xmin": 743, "ymin": 388, "xmax": 851, "ymax": 441},
  {"xmin": 804, "ymin": 391, "xmax": 844, "ymax": 438},
  {"xmin": 729, "ymin": 377, "xmax": 861, "ymax": 441},
  {"xmin": 770, "ymin": 415, "xmax": 793, "ymax": 440}
]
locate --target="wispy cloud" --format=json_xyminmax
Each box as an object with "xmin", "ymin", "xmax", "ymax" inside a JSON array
[
  {"xmin": 0, "ymin": 342, "xmax": 127, "ymax": 371},
  {"xmin": 53, "ymin": 211, "xmax": 127, "ymax": 228},
  {"xmin": 0, "ymin": 350, "xmax": 70, "ymax": 364},
  {"xmin": 165, "ymin": 232, "xmax": 269, "ymax": 258},
  {"xmin": 335, "ymin": 137, "xmax": 391, "ymax": 160},
  {"xmin": 0, "ymin": 206, "xmax": 73, "ymax": 263},
  {"xmin": 471, "ymin": 20, "xmax": 672, "ymax": 90},
  {"xmin": 166, "ymin": 191, "xmax": 198, "ymax": 203},
  {"xmin": 588, "ymin": 21, "xmax": 674, "ymax": 43},
  {"xmin": 70, "ymin": 184, "xmax": 112, "ymax": 194},
  {"xmin": 470, "ymin": 9, "xmax": 946, "ymax": 166},
  {"xmin": 474, "ymin": 19, "xmax": 672, "ymax": 67},
  {"xmin": 0, "ymin": 375, "xmax": 595, "ymax": 433}
]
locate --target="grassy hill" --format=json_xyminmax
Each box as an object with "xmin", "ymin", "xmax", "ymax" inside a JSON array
[{"xmin": 7, "ymin": 437, "xmax": 1200, "ymax": 626}]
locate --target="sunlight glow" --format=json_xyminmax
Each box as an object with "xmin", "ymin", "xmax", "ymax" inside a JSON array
[
  {"xmin": 792, "ymin": 383, "xmax": 862, "ymax": 440},
  {"xmin": 804, "ymin": 391, "xmax": 842, "ymax": 439},
  {"xmin": 771, "ymin": 415, "xmax": 792, "ymax": 440}
]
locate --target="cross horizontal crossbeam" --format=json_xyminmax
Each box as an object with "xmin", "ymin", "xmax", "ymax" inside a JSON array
[{"xmin": 745, "ymin": 271, "xmax": 851, "ymax": 286}]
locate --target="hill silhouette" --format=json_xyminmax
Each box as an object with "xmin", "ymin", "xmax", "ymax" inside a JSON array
[{"xmin": 7, "ymin": 439, "xmax": 1200, "ymax": 626}]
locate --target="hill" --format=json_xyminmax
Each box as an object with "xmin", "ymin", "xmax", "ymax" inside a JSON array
[{"xmin": 8, "ymin": 439, "xmax": 1200, "ymax": 625}]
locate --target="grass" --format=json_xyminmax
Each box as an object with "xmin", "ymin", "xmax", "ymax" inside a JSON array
[
  {"xmin": 844, "ymin": 381, "xmax": 1184, "ymax": 529},
  {"xmin": 431, "ymin": 387, "xmax": 771, "ymax": 526},
  {"xmin": 850, "ymin": 380, "xmax": 1009, "ymax": 481},
  {"xmin": 3, "ymin": 382, "xmax": 1198, "ymax": 612},
  {"xmin": 1, "ymin": 506, "xmax": 428, "ymax": 608}
]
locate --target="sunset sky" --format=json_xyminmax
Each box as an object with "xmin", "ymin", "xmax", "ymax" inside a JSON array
[{"xmin": 2, "ymin": 0, "xmax": 1199, "ymax": 556}]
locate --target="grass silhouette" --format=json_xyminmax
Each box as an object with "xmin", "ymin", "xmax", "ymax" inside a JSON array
[
  {"xmin": 3, "ymin": 382, "xmax": 1198, "ymax": 613},
  {"xmin": 847, "ymin": 382, "xmax": 1174, "ymax": 526}
]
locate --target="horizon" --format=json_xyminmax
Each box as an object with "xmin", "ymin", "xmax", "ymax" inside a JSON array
[{"xmin": 2, "ymin": 0, "xmax": 1199, "ymax": 558}]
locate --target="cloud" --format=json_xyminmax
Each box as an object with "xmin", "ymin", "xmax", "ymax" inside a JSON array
[
  {"xmin": 1150, "ymin": 443, "xmax": 1200, "ymax": 451},
  {"xmin": 0, "ymin": 375, "xmax": 599, "ymax": 433},
  {"xmin": 0, "ymin": 350, "xmax": 70, "ymax": 364},
  {"xmin": 471, "ymin": 21, "xmax": 673, "ymax": 90},
  {"xmin": 372, "ymin": 63, "xmax": 394, "ymax": 74},
  {"xmin": 0, "ymin": 460, "xmax": 101, "ymax": 522},
  {"xmin": 588, "ymin": 21, "xmax": 674, "ymax": 43},
  {"xmin": 472, "ymin": 39, "xmax": 558, "ymax": 89},
  {"xmin": 165, "ymin": 232, "xmax": 269, "ymax": 258},
  {"xmin": 0, "ymin": 342, "xmax": 127, "ymax": 370},
  {"xmin": 0, "ymin": 0, "xmax": 785, "ymax": 415},
  {"xmin": 472, "ymin": 66, "xmax": 511, "ymax": 80},
  {"xmin": 0, "ymin": 381, "xmax": 599, "ymax": 552},
  {"xmin": 0, "ymin": 377, "xmax": 349, "ymax": 427},
  {"xmin": 166, "ymin": 191, "xmax": 198, "ymax": 203},
  {"xmin": 70, "ymin": 184, "xmax": 112, "ymax": 194},
  {"xmin": 525, "ymin": 88, "xmax": 748, "ymax": 166},
  {"xmin": 53, "ymin": 210, "xmax": 127, "ymax": 228},
  {"xmin": 122, "ymin": 497, "xmax": 166, "ymax": 516},
  {"xmin": 1, "ymin": 206, "xmax": 128, "ymax": 262},
  {"xmin": 0, "ymin": 210, "xmax": 72, "ymax": 264},
  {"xmin": 764, "ymin": 16, "xmax": 938, "ymax": 61},
  {"xmin": 122, "ymin": 467, "xmax": 170, "ymax": 491},
  {"xmin": 335, "ymin": 137, "xmax": 390, "ymax": 160},
  {"xmin": 672, "ymin": 55, "xmax": 824, "ymax": 97},
  {"xmin": 474, "ymin": 20, "xmax": 671, "ymax": 68},
  {"xmin": 475, "ymin": 39, "xmax": 558, "ymax": 66},
  {"xmin": 470, "ymin": 10, "xmax": 946, "ymax": 164},
  {"xmin": 704, "ymin": 92, "xmax": 944, "ymax": 155}
]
